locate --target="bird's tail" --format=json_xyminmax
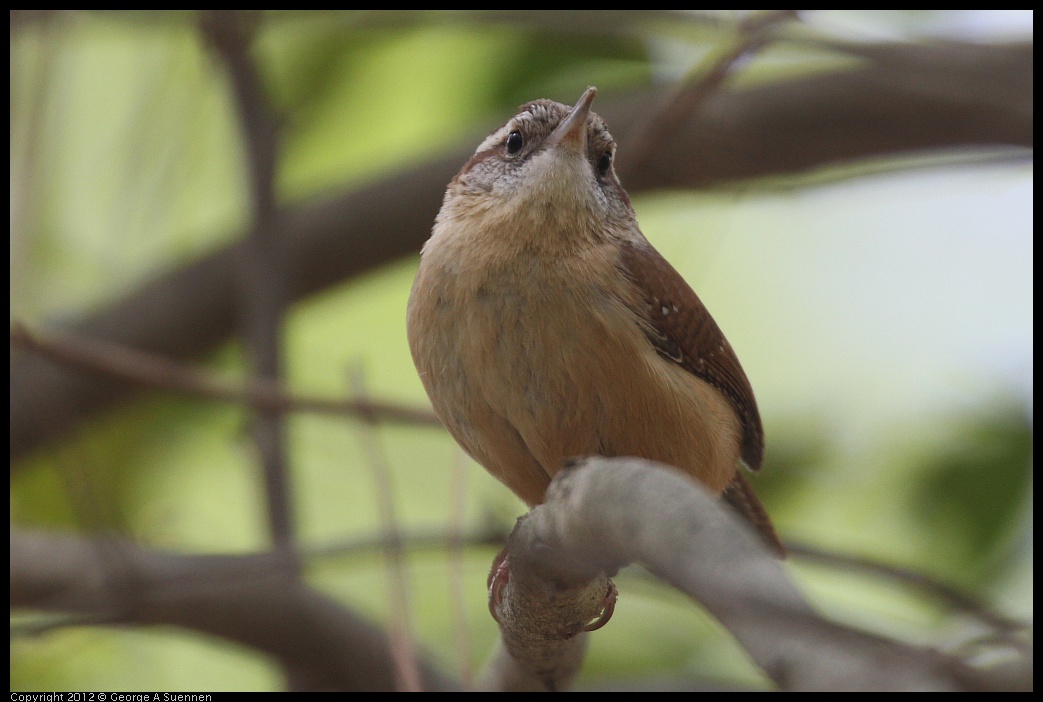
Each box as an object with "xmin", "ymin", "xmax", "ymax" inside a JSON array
[{"xmin": 721, "ymin": 471, "xmax": 785, "ymax": 557}]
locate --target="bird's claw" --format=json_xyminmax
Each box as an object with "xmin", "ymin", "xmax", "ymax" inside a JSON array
[
  {"xmin": 489, "ymin": 550, "xmax": 617, "ymax": 632},
  {"xmin": 583, "ymin": 579, "xmax": 617, "ymax": 631},
  {"xmin": 488, "ymin": 550, "xmax": 511, "ymax": 623}
]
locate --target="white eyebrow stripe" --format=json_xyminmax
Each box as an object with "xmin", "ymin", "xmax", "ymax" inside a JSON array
[{"xmin": 476, "ymin": 124, "xmax": 511, "ymax": 154}]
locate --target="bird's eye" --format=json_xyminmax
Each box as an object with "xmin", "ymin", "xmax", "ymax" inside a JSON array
[
  {"xmin": 597, "ymin": 149, "xmax": 613, "ymax": 177},
  {"xmin": 505, "ymin": 130, "xmax": 524, "ymax": 155}
]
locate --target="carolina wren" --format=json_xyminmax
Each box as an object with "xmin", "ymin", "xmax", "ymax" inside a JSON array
[{"xmin": 407, "ymin": 86, "xmax": 781, "ymax": 555}]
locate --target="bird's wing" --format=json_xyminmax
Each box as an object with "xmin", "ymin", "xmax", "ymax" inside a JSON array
[
  {"xmin": 619, "ymin": 239, "xmax": 764, "ymax": 470},
  {"xmin": 619, "ymin": 239, "xmax": 784, "ymax": 556}
]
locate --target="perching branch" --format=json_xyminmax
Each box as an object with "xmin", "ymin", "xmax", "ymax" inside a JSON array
[{"xmin": 483, "ymin": 456, "xmax": 998, "ymax": 692}]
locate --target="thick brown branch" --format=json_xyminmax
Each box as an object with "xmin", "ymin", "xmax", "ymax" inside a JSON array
[
  {"xmin": 10, "ymin": 40, "xmax": 1032, "ymax": 462},
  {"xmin": 10, "ymin": 529, "xmax": 458, "ymax": 692}
]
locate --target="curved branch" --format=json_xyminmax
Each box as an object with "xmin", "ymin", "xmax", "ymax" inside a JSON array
[{"xmin": 487, "ymin": 456, "xmax": 994, "ymax": 691}]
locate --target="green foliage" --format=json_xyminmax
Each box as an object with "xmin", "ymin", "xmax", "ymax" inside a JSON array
[{"xmin": 912, "ymin": 405, "xmax": 1033, "ymax": 582}]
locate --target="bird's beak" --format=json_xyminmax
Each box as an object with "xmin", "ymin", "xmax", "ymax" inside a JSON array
[{"xmin": 547, "ymin": 86, "xmax": 597, "ymax": 151}]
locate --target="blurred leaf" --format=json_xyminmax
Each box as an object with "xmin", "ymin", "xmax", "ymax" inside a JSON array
[{"xmin": 911, "ymin": 402, "xmax": 1032, "ymax": 581}]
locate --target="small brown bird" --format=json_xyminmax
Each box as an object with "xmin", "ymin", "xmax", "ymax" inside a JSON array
[{"xmin": 407, "ymin": 87, "xmax": 782, "ymax": 563}]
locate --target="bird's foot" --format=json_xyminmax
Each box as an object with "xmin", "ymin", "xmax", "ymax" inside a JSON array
[{"xmin": 488, "ymin": 548, "xmax": 617, "ymax": 631}]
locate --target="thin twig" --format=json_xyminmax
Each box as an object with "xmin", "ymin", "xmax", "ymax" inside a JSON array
[
  {"xmin": 350, "ymin": 367, "xmax": 424, "ymax": 692},
  {"xmin": 449, "ymin": 449, "xmax": 476, "ymax": 689},
  {"xmin": 785, "ymin": 542, "xmax": 1028, "ymax": 637},
  {"xmin": 617, "ymin": 9, "xmax": 798, "ymax": 184},
  {"xmin": 10, "ymin": 323, "xmax": 442, "ymax": 427},
  {"xmin": 307, "ymin": 526, "xmax": 506, "ymax": 563}
]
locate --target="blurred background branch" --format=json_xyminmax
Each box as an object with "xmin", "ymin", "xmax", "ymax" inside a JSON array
[{"xmin": 9, "ymin": 529, "xmax": 457, "ymax": 691}]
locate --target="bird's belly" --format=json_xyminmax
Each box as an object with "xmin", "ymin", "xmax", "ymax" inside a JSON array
[{"xmin": 412, "ymin": 273, "xmax": 741, "ymax": 503}]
